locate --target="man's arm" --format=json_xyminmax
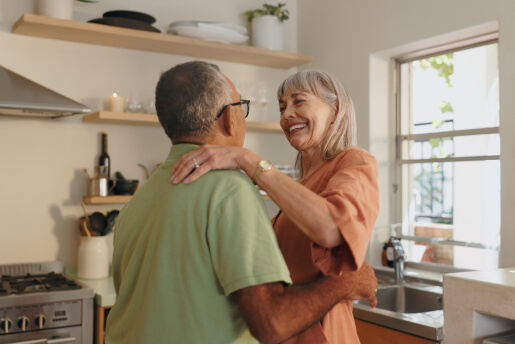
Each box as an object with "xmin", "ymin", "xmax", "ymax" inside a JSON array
[{"xmin": 232, "ymin": 262, "xmax": 378, "ymax": 344}]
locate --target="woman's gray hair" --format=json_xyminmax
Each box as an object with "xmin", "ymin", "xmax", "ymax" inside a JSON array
[
  {"xmin": 277, "ymin": 70, "xmax": 357, "ymax": 178},
  {"xmin": 155, "ymin": 61, "xmax": 233, "ymax": 142}
]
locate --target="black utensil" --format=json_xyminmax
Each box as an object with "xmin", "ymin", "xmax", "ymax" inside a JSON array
[
  {"xmin": 89, "ymin": 212, "xmax": 107, "ymax": 235},
  {"xmin": 102, "ymin": 210, "xmax": 119, "ymax": 236},
  {"xmin": 115, "ymin": 171, "xmax": 127, "ymax": 181}
]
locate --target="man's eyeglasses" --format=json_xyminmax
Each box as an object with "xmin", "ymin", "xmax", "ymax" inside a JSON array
[{"xmin": 215, "ymin": 100, "xmax": 250, "ymax": 120}]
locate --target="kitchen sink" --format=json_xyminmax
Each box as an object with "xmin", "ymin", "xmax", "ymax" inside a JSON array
[
  {"xmin": 353, "ymin": 268, "xmax": 444, "ymax": 341},
  {"xmin": 361, "ymin": 285, "xmax": 443, "ymax": 313}
]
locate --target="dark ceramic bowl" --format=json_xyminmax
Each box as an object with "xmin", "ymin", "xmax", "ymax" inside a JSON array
[
  {"xmin": 113, "ymin": 180, "xmax": 139, "ymax": 195},
  {"xmin": 103, "ymin": 10, "xmax": 156, "ymax": 24}
]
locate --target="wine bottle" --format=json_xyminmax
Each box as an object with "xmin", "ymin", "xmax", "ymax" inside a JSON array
[{"xmin": 98, "ymin": 132, "xmax": 110, "ymax": 178}]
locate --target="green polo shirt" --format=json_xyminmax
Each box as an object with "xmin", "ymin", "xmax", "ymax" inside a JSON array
[{"xmin": 105, "ymin": 144, "xmax": 291, "ymax": 344}]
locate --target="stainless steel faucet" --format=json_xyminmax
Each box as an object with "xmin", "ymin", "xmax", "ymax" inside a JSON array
[{"xmin": 392, "ymin": 238, "xmax": 406, "ymax": 284}]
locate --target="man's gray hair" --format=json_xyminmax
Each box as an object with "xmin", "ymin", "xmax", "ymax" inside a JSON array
[{"xmin": 155, "ymin": 61, "xmax": 233, "ymax": 142}]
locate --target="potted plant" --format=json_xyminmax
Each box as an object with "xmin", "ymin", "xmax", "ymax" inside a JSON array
[{"xmin": 243, "ymin": 3, "xmax": 289, "ymax": 50}]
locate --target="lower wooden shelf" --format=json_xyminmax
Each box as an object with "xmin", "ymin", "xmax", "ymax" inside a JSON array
[
  {"xmin": 83, "ymin": 195, "xmax": 132, "ymax": 204},
  {"xmin": 84, "ymin": 194, "xmax": 271, "ymax": 204}
]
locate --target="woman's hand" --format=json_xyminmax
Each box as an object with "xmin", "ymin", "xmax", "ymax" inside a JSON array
[{"xmin": 171, "ymin": 144, "xmax": 249, "ymax": 184}]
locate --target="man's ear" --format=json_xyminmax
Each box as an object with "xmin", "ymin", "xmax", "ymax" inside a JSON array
[{"xmin": 221, "ymin": 106, "xmax": 236, "ymax": 137}]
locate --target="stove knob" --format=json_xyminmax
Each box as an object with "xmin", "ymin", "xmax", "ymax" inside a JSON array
[
  {"xmin": 17, "ymin": 316, "xmax": 29, "ymax": 331},
  {"xmin": 0, "ymin": 318, "xmax": 12, "ymax": 333},
  {"xmin": 34, "ymin": 314, "xmax": 46, "ymax": 329}
]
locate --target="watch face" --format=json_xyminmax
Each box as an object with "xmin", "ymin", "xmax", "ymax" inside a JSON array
[{"xmin": 260, "ymin": 160, "xmax": 273, "ymax": 170}]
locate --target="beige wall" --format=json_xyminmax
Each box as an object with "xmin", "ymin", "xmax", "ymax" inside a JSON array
[
  {"xmin": 297, "ymin": 0, "xmax": 515, "ymax": 267},
  {"xmin": 5, "ymin": 0, "xmax": 514, "ymax": 270},
  {"xmin": 0, "ymin": 0, "xmax": 299, "ymax": 267}
]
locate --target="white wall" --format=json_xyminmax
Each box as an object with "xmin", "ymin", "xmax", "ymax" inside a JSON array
[
  {"xmin": 0, "ymin": 0, "xmax": 299, "ymax": 267},
  {"xmin": 297, "ymin": 0, "xmax": 515, "ymax": 267}
]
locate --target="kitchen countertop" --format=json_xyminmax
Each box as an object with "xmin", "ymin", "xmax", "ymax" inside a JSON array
[
  {"xmin": 443, "ymin": 268, "xmax": 515, "ymax": 343},
  {"xmin": 63, "ymin": 264, "xmax": 443, "ymax": 311},
  {"xmin": 66, "ymin": 267, "xmax": 116, "ymax": 308}
]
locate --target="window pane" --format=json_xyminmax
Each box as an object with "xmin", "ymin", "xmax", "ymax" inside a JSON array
[
  {"xmin": 400, "ymin": 159, "xmax": 500, "ymax": 265},
  {"xmin": 400, "ymin": 43, "xmax": 499, "ymax": 136},
  {"xmin": 400, "ymin": 133, "xmax": 500, "ymax": 160}
]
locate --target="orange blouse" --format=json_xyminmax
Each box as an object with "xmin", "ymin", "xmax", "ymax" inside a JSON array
[{"xmin": 273, "ymin": 147, "xmax": 380, "ymax": 344}]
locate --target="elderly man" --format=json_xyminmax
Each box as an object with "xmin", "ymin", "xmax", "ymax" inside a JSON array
[{"xmin": 105, "ymin": 61, "xmax": 377, "ymax": 344}]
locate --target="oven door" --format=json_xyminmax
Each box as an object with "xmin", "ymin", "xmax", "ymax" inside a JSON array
[{"xmin": 0, "ymin": 326, "xmax": 82, "ymax": 344}]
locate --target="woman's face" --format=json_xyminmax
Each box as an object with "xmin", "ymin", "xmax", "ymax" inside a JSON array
[{"xmin": 279, "ymin": 91, "xmax": 336, "ymax": 154}]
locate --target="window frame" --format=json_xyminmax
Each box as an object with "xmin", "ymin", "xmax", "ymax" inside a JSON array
[{"xmin": 393, "ymin": 33, "xmax": 500, "ymax": 253}]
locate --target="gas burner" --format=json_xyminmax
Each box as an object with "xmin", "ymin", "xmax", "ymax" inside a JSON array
[
  {"xmin": 0, "ymin": 282, "xmax": 8, "ymax": 296},
  {"xmin": 1, "ymin": 272, "xmax": 81, "ymax": 295}
]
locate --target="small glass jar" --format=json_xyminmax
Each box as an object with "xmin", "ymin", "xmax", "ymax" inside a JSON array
[{"xmin": 77, "ymin": 236, "xmax": 109, "ymax": 279}]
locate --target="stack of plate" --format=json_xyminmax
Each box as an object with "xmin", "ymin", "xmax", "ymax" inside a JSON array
[
  {"xmin": 167, "ymin": 21, "xmax": 248, "ymax": 44},
  {"xmin": 88, "ymin": 10, "xmax": 160, "ymax": 33}
]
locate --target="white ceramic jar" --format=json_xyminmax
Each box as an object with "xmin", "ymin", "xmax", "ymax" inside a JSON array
[
  {"xmin": 77, "ymin": 236, "xmax": 109, "ymax": 279},
  {"xmin": 251, "ymin": 15, "xmax": 284, "ymax": 50}
]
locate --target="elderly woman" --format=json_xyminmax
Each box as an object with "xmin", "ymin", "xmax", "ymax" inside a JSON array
[{"xmin": 171, "ymin": 70, "xmax": 379, "ymax": 343}]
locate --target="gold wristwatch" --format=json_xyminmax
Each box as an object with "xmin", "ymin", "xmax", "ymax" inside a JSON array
[{"xmin": 252, "ymin": 160, "xmax": 273, "ymax": 183}]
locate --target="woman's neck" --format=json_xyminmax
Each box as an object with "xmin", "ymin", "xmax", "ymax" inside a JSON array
[{"xmin": 301, "ymin": 148, "xmax": 325, "ymax": 178}]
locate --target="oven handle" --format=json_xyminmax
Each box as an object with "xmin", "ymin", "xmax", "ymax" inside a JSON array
[
  {"xmin": 6, "ymin": 338, "xmax": 76, "ymax": 344},
  {"xmin": 48, "ymin": 338, "xmax": 76, "ymax": 344}
]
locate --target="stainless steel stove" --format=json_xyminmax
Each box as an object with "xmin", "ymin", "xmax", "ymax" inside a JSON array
[{"xmin": 0, "ymin": 261, "xmax": 94, "ymax": 344}]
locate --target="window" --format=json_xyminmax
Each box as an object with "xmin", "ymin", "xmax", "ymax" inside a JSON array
[{"xmin": 394, "ymin": 35, "xmax": 500, "ymax": 270}]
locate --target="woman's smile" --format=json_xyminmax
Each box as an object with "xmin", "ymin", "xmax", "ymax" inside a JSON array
[{"xmin": 288, "ymin": 122, "xmax": 307, "ymax": 133}]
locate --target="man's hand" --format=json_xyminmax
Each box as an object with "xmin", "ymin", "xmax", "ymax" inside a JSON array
[{"xmin": 340, "ymin": 262, "xmax": 378, "ymax": 308}]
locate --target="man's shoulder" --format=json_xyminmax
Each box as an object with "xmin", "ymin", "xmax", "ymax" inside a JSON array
[
  {"xmin": 206, "ymin": 170, "xmax": 262, "ymax": 202},
  {"xmin": 208, "ymin": 169, "xmax": 255, "ymax": 187}
]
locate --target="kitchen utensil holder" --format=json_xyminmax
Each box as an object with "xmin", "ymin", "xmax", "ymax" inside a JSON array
[{"xmin": 77, "ymin": 236, "xmax": 109, "ymax": 279}]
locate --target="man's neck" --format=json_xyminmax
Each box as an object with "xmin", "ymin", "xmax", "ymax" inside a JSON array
[{"xmin": 173, "ymin": 132, "xmax": 235, "ymax": 147}]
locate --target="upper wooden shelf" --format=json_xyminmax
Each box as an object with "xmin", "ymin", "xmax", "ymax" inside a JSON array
[
  {"xmin": 12, "ymin": 14, "xmax": 313, "ymax": 69},
  {"xmin": 83, "ymin": 111, "xmax": 283, "ymax": 133}
]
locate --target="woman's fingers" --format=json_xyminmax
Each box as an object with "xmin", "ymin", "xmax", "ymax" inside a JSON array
[
  {"xmin": 183, "ymin": 158, "xmax": 213, "ymax": 184},
  {"xmin": 171, "ymin": 145, "xmax": 240, "ymax": 184},
  {"xmin": 171, "ymin": 152, "xmax": 199, "ymax": 184},
  {"xmin": 367, "ymin": 296, "xmax": 378, "ymax": 308}
]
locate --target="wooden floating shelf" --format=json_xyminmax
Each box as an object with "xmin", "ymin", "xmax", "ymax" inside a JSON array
[
  {"xmin": 83, "ymin": 111, "xmax": 282, "ymax": 133},
  {"xmin": 83, "ymin": 111, "xmax": 160, "ymax": 126},
  {"xmin": 247, "ymin": 122, "xmax": 283, "ymax": 133},
  {"xmin": 84, "ymin": 194, "xmax": 271, "ymax": 204},
  {"xmin": 83, "ymin": 195, "xmax": 132, "ymax": 204},
  {"xmin": 12, "ymin": 14, "xmax": 313, "ymax": 69}
]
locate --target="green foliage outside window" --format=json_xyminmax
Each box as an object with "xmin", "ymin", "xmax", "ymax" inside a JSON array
[{"xmin": 413, "ymin": 54, "xmax": 455, "ymax": 223}]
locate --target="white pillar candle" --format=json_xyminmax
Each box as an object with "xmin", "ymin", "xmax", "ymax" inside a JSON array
[{"xmin": 108, "ymin": 93, "xmax": 125, "ymax": 112}]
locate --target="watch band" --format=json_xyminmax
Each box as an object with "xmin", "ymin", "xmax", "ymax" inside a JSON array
[{"xmin": 252, "ymin": 160, "xmax": 273, "ymax": 183}]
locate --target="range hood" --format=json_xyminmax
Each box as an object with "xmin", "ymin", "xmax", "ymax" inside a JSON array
[{"xmin": 0, "ymin": 66, "xmax": 91, "ymax": 118}]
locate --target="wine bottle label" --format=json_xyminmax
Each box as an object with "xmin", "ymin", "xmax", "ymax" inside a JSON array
[{"xmin": 386, "ymin": 247, "xmax": 394, "ymax": 261}]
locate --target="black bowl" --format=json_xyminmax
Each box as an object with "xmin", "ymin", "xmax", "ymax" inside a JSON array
[
  {"xmin": 113, "ymin": 180, "xmax": 139, "ymax": 195},
  {"xmin": 103, "ymin": 10, "xmax": 156, "ymax": 24},
  {"xmin": 88, "ymin": 17, "xmax": 160, "ymax": 33}
]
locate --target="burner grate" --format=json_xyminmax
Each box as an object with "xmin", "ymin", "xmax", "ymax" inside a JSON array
[
  {"xmin": 1, "ymin": 272, "xmax": 81, "ymax": 295},
  {"xmin": 0, "ymin": 282, "xmax": 8, "ymax": 296}
]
